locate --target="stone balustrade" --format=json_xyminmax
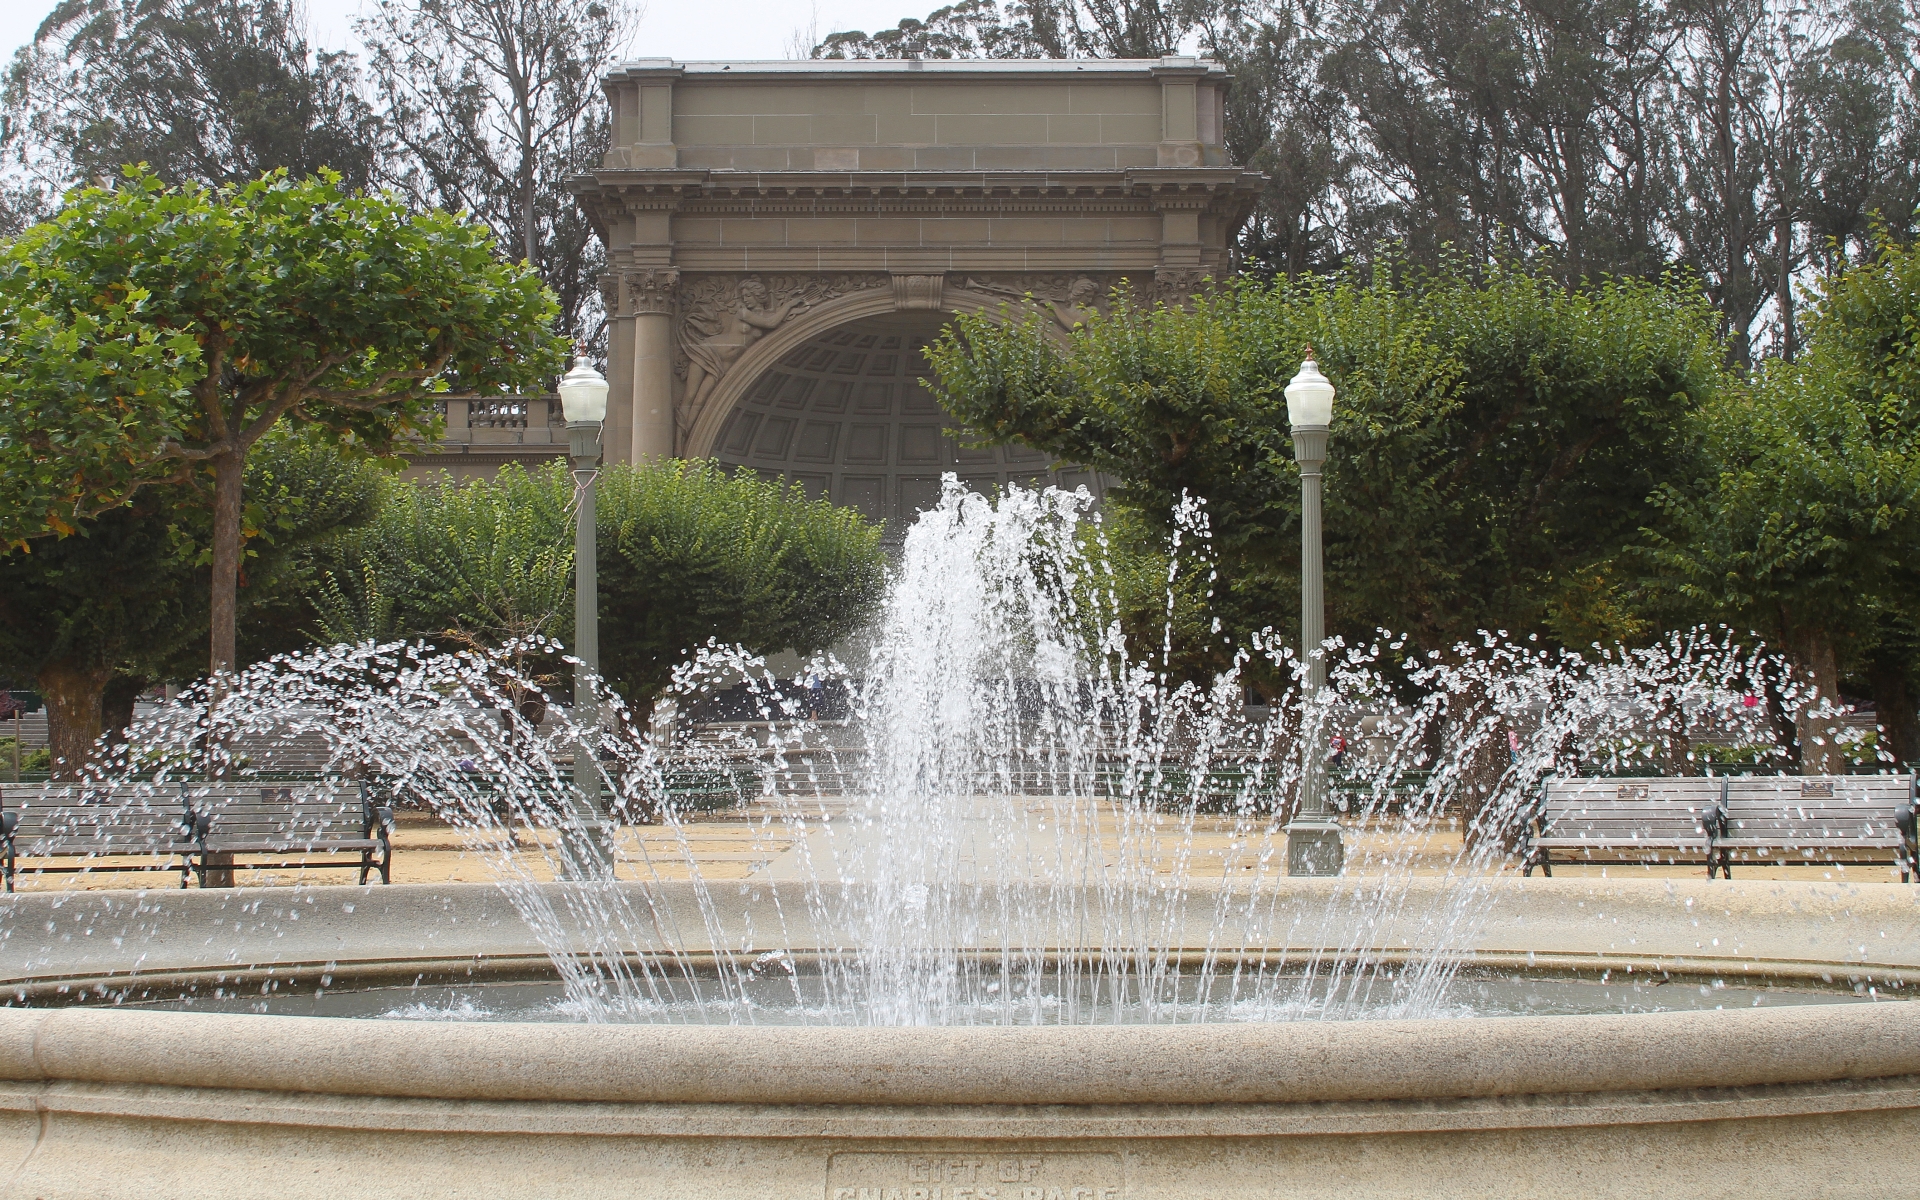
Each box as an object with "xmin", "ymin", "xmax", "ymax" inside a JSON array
[{"xmin": 404, "ymin": 395, "xmax": 569, "ymax": 481}]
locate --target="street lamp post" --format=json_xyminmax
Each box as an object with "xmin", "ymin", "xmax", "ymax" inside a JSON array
[
  {"xmin": 557, "ymin": 354, "xmax": 611, "ymax": 874},
  {"xmin": 1284, "ymin": 349, "xmax": 1344, "ymax": 877}
]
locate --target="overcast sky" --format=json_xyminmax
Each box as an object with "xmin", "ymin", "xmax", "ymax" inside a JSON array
[{"xmin": 2, "ymin": 0, "xmax": 927, "ymax": 67}]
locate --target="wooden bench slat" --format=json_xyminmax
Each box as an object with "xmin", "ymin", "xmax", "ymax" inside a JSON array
[
  {"xmin": 1525, "ymin": 774, "xmax": 1916, "ymax": 880},
  {"xmin": 5, "ymin": 781, "xmax": 394, "ymax": 890}
]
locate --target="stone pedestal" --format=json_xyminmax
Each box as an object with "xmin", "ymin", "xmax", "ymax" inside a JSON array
[{"xmin": 1284, "ymin": 819, "xmax": 1344, "ymax": 876}]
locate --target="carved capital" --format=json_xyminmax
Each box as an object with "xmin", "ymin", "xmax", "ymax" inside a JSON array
[
  {"xmin": 596, "ymin": 273, "xmax": 619, "ymax": 314},
  {"xmin": 1154, "ymin": 267, "xmax": 1211, "ymax": 306},
  {"xmin": 891, "ymin": 273, "xmax": 946, "ymax": 311},
  {"xmin": 623, "ymin": 267, "xmax": 681, "ymax": 316}
]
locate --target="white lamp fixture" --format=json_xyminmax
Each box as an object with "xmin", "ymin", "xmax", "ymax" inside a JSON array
[
  {"xmin": 557, "ymin": 355, "xmax": 609, "ymax": 424},
  {"xmin": 1284, "ymin": 350, "xmax": 1336, "ymax": 429}
]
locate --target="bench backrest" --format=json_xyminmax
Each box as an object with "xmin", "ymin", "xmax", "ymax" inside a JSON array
[
  {"xmin": 184, "ymin": 782, "xmax": 370, "ymax": 846},
  {"xmin": 0, "ymin": 782, "xmax": 189, "ymax": 856},
  {"xmin": 1536, "ymin": 800, "xmax": 1716, "ymax": 843},
  {"xmin": 1536, "ymin": 778, "xmax": 1721, "ymax": 844},
  {"xmin": 1722, "ymin": 774, "xmax": 1914, "ymax": 841}
]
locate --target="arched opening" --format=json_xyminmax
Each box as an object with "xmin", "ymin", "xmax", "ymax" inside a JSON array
[{"xmin": 708, "ymin": 311, "xmax": 1105, "ymax": 534}]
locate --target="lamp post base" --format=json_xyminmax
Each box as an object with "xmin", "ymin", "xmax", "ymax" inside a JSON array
[{"xmin": 1285, "ymin": 819, "xmax": 1345, "ymax": 876}]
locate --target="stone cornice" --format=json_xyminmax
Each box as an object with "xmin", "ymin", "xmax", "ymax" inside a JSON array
[{"xmin": 572, "ymin": 168, "xmax": 1262, "ymax": 204}]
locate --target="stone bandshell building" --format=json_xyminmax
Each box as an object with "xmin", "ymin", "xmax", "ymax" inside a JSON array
[{"xmin": 573, "ymin": 56, "xmax": 1259, "ymax": 528}]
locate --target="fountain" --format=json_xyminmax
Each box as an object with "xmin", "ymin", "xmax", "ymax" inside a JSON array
[{"xmin": 2, "ymin": 482, "xmax": 1916, "ymax": 1198}]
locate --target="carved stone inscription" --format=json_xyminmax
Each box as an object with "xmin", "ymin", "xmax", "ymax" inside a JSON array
[{"xmin": 827, "ymin": 1152, "xmax": 1123, "ymax": 1200}]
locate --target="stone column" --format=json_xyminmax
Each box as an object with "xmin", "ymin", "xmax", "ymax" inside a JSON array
[
  {"xmin": 595, "ymin": 274, "xmax": 634, "ymax": 464},
  {"xmin": 624, "ymin": 267, "xmax": 679, "ymax": 462}
]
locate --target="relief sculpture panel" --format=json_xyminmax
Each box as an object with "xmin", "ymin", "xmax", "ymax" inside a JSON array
[
  {"xmin": 952, "ymin": 274, "xmax": 1127, "ymax": 331},
  {"xmin": 676, "ymin": 273, "xmax": 890, "ymax": 438}
]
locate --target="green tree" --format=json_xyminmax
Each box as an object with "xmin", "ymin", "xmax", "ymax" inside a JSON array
[
  {"xmin": 0, "ymin": 168, "xmax": 566, "ymax": 684},
  {"xmin": 596, "ymin": 460, "xmax": 888, "ymax": 710},
  {"xmin": 307, "ymin": 460, "xmax": 888, "ymax": 715},
  {"xmin": 926, "ymin": 270, "xmax": 1727, "ymax": 681},
  {"xmin": 3, "ymin": 0, "xmax": 383, "ymax": 203},
  {"xmin": 1645, "ymin": 230, "xmax": 1920, "ymax": 770},
  {"xmin": 0, "ymin": 432, "xmax": 380, "ymax": 778},
  {"xmin": 309, "ymin": 462, "xmax": 575, "ymax": 650}
]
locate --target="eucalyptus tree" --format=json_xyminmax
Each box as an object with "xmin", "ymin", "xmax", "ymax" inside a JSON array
[
  {"xmin": 358, "ymin": 0, "xmax": 637, "ymax": 344},
  {"xmin": 1, "ymin": 0, "xmax": 382, "ymax": 205},
  {"xmin": 815, "ymin": 0, "xmax": 1186, "ymax": 58}
]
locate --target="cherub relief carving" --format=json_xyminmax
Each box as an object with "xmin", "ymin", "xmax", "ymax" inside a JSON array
[
  {"xmin": 958, "ymin": 274, "xmax": 1116, "ymax": 331},
  {"xmin": 680, "ymin": 275, "xmax": 803, "ymax": 415},
  {"xmin": 675, "ymin": 273, "xmax": 891, "ymax": 402}
]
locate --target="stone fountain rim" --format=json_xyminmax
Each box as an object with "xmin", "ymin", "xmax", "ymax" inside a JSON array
[
  {"xmin": 1, "ymin": 875, "xmax": 1918, "ymax": 1111},
  {"xmin": 1, "ymin": 1002, "xmax": 1918, "ymax": 1108}
]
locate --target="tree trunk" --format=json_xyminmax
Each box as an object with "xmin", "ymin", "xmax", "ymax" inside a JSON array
[
  {"xmin": 1869, "ymin": 657, "xmax": 1920, "ymax": 769},
  {"xmin": 1785, "ymin": 624, "xmax": 1848, "ymax": 774},
  {"xmin": 1762, "ymin": 659, "xmax": 1801, "ymax": 772},
  {"xmin": 1777, "ymin": 205, "xmax": 1796, "ymax": 362},
  {"xmin": 209, "ymin": 448, "xmax": 246, "ymax": 680},
  {"xmin": 100, "ymin": 674, "xmax": 149, "ymax": 760},
  {"xmin": 38, "ymin": 659, "xmax": 112, "ymax": 782}
]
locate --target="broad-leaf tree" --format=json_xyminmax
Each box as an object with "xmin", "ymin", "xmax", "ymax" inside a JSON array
[
  {"xmin": 596, "ymin": 460, "xmax": 888, "ymax": 709},
  {"xmin": 926, "ymin": 270, "xmax": 1726, "ymax": 682},
  {"xmin": 309, "ymin": 462, "xmax": 576, "ymax": 650},
  {"xmin": 1645, "ymin": 229, "xmax": 1920, "ymax": 769},
  {"xmin": 0, "ymin": 168, "xmax": 567, "ymax": 682},
  {"xmin": 0, "ymin": 431, "xmax": 381, "ymax": 778},
  {"xmin": 305, "ymin": 460, "xmax": 889, "ymax": 715}
]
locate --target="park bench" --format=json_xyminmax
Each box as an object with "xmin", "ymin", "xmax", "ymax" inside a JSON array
[
  {"xmin": 1713, "ymin": 775, "xmax": 1916, "ymax": 880},
  {"xmin": 1521, "ymin": 777, "xmax": 1724, "ymax": 877},
  {"xmin": 181, "ymin": 782, "xmax": 394, "ymax": 887},
  {"xmin": 1523, "ymin": 774, "xmax": 1918, "ymax": 880},
  {"xmin": 0, "ymin": 782, "xmax": 195, "ymax": 891}
]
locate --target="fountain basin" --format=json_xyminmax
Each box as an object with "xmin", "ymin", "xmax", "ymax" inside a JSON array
[{"xmin": 2, "ymin": 877, "xmax": 1917, "ymax": 1197}]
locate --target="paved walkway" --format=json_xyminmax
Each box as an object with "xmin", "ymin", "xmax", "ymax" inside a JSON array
[{"xmin": 6, "ymin": 802, "xmax": 1911, "ymax": 890}]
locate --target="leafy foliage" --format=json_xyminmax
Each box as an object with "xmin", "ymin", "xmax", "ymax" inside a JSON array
[
  {"xmin": 928, "ymin": 271, "xmax": 1727, "ymax": 680},
  {"xmin": 3, "ymin": 0, "xmax": 384, "ymax": 209},
  {"xmin": 309, "ymin": 463, "xmax": 575, "ymax": 649},
  {"xmin": 0, "ymin": 431, "xmax": 381, "ymax": 775},
  {"xmin": 307, "ymin": 460, "xmax": 889, "ymax": 707},
  {"xmin": 0, "ymin": 167, "xmax": 565, "ymax": 676},
  {"xmin": 0, "ymin": 168, "xmax": 563, "ymax": 542},
  {"xmin": 1641, "ymin": 229, "xmax": 1920, "ymax": 764},
  {"xmin": 596, "ymin": 460, "xmax": 889, "ymax": 703}
]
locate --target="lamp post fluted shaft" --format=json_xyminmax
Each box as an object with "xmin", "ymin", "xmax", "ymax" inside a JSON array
[
  {"xmin": 571, "ymin": 422, "xmax": 601, "ymax": 805},
  {"xmin": 557, "ymin": 353, "xmax": 613, "ymax": 878},
  {"xmin": 1284, "ymin": 355, "xmax": 1344, "ymax": 876},
  {"xmin": 566, "ymin": 421, "xmax": 611, "ymax": 875}
]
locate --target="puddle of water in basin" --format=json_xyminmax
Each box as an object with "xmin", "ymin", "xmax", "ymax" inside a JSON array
[{"xmin": 94, "ymin": 972, "xmax": 1905, "ymax": 1025}]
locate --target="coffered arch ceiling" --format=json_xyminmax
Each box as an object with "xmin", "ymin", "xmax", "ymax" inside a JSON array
[{"xmin": 710, "ymin": 312, "xmax": 1105, "ymax": 535}]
